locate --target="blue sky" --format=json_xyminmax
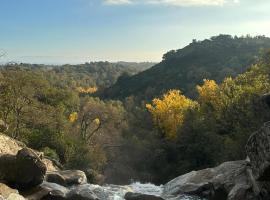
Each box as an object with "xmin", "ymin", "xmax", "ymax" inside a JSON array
[{"xmin": 0, "ymin": 0, "xmax": 270, "ymax": 64}]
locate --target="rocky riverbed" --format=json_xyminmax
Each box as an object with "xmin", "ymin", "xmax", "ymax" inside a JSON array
[{"xmin": 1, "ymin": 121, "xmax": 270, "ymax": 200}]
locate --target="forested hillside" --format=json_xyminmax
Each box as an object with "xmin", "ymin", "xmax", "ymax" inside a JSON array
[
  {"xmin": 102, "ymin": 35, "xmax": 270, "ymax": 100},
  {"xmin": 1, "ymin": 61, "xmax": 154, "ymax": 91},
  {"xmin": 1, "ymin": 36, "xmax": 270, "ymax": 186}
]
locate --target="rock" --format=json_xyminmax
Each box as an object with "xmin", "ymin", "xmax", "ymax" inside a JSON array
[
  {"xmin": 246, "ymin": 122, "xmax": 270, "ymax": 181},
  {"xmin": 67, "ymin": 185, "xmax": 99, "ymax": 200},
  {"xmin": 0, "ymin": 120, "xmax": 8, "ymax": 133},
  {"xmin": 163, "ymin": 160, "xmax": 252, "ymax": 200},
  {"xmin": 84, "ymin": 169, "xmax": 105, "ymax": 185},
  {"xmin": 43, "ymin": 158, "xmax": 61, "ymax": 172},
  {"xmin": 124, "ymin": 192, "xmax": 164, "ymax": 200},
  {"xmin": 0, "ymin": 183, "xmax": 19, "ymax": 198},
  {"xmin": 0, "ymin": 148, "xmax": 47, "ymax": 189},
  {"xmin": 227, "ymin": 184, "xmax": 255, "ymax": 200},
  {"xmin": 0, "ymin": 133, "xmax": 58, "ymax": 172},
  {"xmin": 6, "ymin": 193, "xmax": 25, "ymax": 200},
  {"xmin": 24, "ymin": 182, "xmax": 69, "ymax": 200},
  {"xmin": 0, "ymin": 183, "xmax": 26, "ymax": 200},
  {"xmin": 25, "ymin": 183, "xmax": 101, "ymax": 200},
  {"xmin": 0, "ymin": 134, "xmax": 25, "ymax": 155},
  {"xmin": 46, "ymin": 170, "xmax": 87, "ymax": 186},
  {"xmin": 41, "ymin": 182, "xmax": 69, "ymax": 200}
]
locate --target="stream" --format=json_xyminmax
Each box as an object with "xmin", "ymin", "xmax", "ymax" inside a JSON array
[{"xmin": 74, "ymin": 182, "xmax": 202, "ymax": 200}]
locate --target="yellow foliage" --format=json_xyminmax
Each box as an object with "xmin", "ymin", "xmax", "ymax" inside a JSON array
[
  {"xmin": 69, "ymin": 112, "xmax": 78, "ymax": 123},
  {"xmin": 77, "ymin": 87, "xmax": 98, "ymax": 94},
  {"xmin": 197, "ymin": 79, "xmax": 219, "ymax": 104},
  {"xmin": 93, "ymin": 118, "xmax": 100, "ymax": 125},
  {"xmin": 146, "ymin": 90, "xmax": 198, "ymax": 139}
]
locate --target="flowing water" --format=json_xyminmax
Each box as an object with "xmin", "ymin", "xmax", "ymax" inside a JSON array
[{"xmin": 79, "ymin": 182, "xmax": 202, "ymax": 200}]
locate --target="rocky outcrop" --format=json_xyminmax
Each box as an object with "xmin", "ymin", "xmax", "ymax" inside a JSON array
[
  {"xmin": 0, "ymin": 148, "xmax": 47, "ymax": 189},
  {"xmin": 124, "ymin": 192, "xmax": 164, "ymax": 200},
  {"xmin": 45, "ymin": 170, "xmax": 87, "ymax": 186},
  {"xmin": 163, "ymin": 160, "xmax": 255, "ymax": 200},
  {"xmin": 246, "ymin": 121, "xmax": 270, "ymax": 181}
]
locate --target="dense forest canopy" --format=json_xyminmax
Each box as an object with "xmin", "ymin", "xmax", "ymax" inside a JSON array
[
  {"xmin": 1, "ymin": 35, "xmax": 270, "ymax": 185},
  {"xmin": 102, "ymin": 35, "xmax": 270, "ymax": 100},
  {"xmin": 0, "ymin": 61, "xmax": 155, "ymax": 91}
]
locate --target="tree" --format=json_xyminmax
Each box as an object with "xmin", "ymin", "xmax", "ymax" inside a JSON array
[
  {"xmin": 0, "ymin": 70, "xmax": 48, "ymax": 138},
  {"xmin": 146, "ymin": 90, "xmax": 198, "ymax": 139}
]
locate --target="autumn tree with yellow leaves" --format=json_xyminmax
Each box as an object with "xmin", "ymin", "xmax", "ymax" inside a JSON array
[
  {"xmin": 197, "ymin": 79, "xmax": 219, "ymax": 104},
  {"xmin": 146, "ymin": 90, "xmax": 198, "ymax": 139}
]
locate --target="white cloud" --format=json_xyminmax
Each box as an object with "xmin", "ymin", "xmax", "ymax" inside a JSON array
[
  {"xmin": 103, "ymin": 0, "xmax": 239, "ymax": 6},
  {"xmin": 104, "ymin": 0, "xmax": 133, "ymax": 5}
]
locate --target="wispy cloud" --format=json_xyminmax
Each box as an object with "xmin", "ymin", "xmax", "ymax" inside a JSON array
[
  {"xmin": 103, "ymin": 0, "xmax": 239, "ymax": 6},
  {"xmin": 103, "ymin": 0, "xmax": 132, "ymax": 5}
]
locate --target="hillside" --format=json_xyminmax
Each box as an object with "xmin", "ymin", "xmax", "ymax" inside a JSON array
[
  {"xmin": 1, "ymin": 61, "xmax": 155, "ymax": 91},
  {"xmin": 102, "ymin": 35, "xmax": 270, "ymax": 100}
]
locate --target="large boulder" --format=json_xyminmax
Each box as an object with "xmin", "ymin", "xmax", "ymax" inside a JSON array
[
  {"xmin": 0, "ymin": 148, "xmax": 46, "ymax": 189},
  {"xmin": 246, "ymin": 122, "xmax": 270, "ymax": 181},
  {"xmin": 163, "ymin": 160, "xmax": 255, "ymax": 200},
  {"xmin": 46, "ymin": 170, "xmax": 87, "ymax": 186},
  {"xmin": 0, "ymin": 133, "xmax": 58, "ymax": 172},
  {"xmin": 124, "ymin": 192, "xmax": 164, "ymax": 200}
]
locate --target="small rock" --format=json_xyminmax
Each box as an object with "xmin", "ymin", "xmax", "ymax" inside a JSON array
[
  {"xmin": 124, "ymin": 192, "xmax": 164, "ymax": 200},
  {"xmin": 67, "ymin": 185, "xmax": 99, "ymax": 200},
  {"xmin": 84, "ymin": 169, "xmax": 105, "ymax": 185}
]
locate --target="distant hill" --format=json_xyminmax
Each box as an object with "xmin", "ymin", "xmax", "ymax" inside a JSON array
[
  {"xmin": 101, "ymin": 35, "xmax": 270, "ymax": 100},
  {"xmin": 1, "ymin": 62, "xmax": 155, "ymax": 90}
]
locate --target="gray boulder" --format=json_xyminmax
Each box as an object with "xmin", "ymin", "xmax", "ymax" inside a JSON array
[
  {"xmin": 163, "ymin": 160, "xmax": 254, "ymax": 200},
  {"xmin": 0, "ymin": 148, "xmax": 47, "ymax": 189},
  {"xmin": 46, "ymin": 170, "xmax": 87, "ymax": 186},
  {"xmin": 124, "ymin": 192, "xmax": 164, "ymax": 200},
  {"xmin": 26, "ymin": 182, "xmax": 100, "ymax": 200},
  {"xmin": 24, "ymin": 182, "xmax": 69, "ymax": 200},
  {"xmin": 246, "ymin": 122, "xmax": 270, "ymax": 181}
]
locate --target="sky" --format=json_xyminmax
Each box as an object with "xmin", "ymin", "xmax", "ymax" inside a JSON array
[{"xmin": 0, "ymin": 0, "xmax": 270, "ymax": 64}]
